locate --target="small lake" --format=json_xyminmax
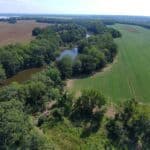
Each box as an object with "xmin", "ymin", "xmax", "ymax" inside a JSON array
[
  {"xmin": 1, "ymin": 33, "xmax": 90, "ymax": 86},
  {"xmin": 1, "ymin": 47, "xmax": 78, "ymax": 86},
  {"xmin": 1, "ymin": 67, "xmax": 44, "ymax": 86},
  {"xmin": 57, "ymin": 47, "xmax": 78, "ymax": 60},
  {"xmin": 86, "ymin": 33, "xmax": 91, "ymax": 38}
]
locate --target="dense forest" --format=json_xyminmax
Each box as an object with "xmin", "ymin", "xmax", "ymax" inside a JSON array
[
  {"xmin": 1, "ymin": 15, "xmax": 150, "ymax": 29},
  {"xmin": 0, "ymin": 28, "xmax": 60, "ymax": 78},
  {"xmin": 0, "ymin": 19, "xmax": 120, "ymax": 81},
  {"xmin": 0, "ymin": 65, "xmax": 149, "ymax": 149},
  {"xmin": 0, "ymin": 19, "xmax": 149, "ymax": 150}
]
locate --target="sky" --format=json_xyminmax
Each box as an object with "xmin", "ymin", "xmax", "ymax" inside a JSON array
[{"xmin": 0, "ymin": 0, "xmax": 149, "ymax": 16}]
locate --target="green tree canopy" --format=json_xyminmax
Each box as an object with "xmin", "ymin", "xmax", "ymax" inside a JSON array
[
  {"xmin": 0, "ymin": 65, "xmax": 6, "ymax": 84},
  {"xmin": 106, "ymin": 99, "xmax": 150, "ymax": 149},
  {"xmin": 0, "ymin": 99, "xmax": 30, "ymax": 149},
  {"xmin": 70, "ymin": 89, "xmax": 106, "ymax": 137},
  {"xmin": 57, "ymin": 56, "xmax": 73, "ymax": 79}
]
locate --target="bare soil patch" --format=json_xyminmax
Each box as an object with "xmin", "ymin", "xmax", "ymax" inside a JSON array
[
  {"xmin": 0, "ymin": 20, "xmax": 49, "ymax": 46},
  {"xmin": 123, "ymin": 26, "xmax": 139, "ymax": 33},
  {"xmin": 105, "ymin": 104, "xmax": 116, "ymax": 118},
  {"xmin": 66, "ymin": 79, "xmax": 75, "ymax": 89}
]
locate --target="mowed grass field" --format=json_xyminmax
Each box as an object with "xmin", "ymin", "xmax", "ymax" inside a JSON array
[
  {"xmin": 71, "ymin": 24, "xmax": 150, "ymax": 103},
  {"xmin": 0, "ymin": 20, "xmax": 48, "ymax": 46}
]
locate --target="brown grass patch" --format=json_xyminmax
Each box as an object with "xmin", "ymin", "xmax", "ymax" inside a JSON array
[
  {"xmin": 66, "ymin": 79, "xmax": 75, "ymax": 89},
  {"xmin": 0, "ymin": 20, "xmax": 49, "ymax": 46},
  {"xmin": 123, "ymin": 26, "xmax": 139, "ymax": 33},
  {"xmin": 105, "ymin": 104, "xmax": 116, "ymax": 118}
]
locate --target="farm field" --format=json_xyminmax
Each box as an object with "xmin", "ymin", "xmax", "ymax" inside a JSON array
[
  {"xmin": 71, "ymin": 24, "xmax": 150, "ymax": 103},
  {"xmin": 0, "ymin": 20, "xmax": 48, "ymax": 46}
]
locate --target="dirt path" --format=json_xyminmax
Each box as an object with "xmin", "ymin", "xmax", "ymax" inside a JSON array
[
  {"xmin": 66, "ymin": 79, "xmax": 75, "ymax": 89},
  {"xmin": 105, "ymin": 104, "xmax": 116, "ymax": 118}
]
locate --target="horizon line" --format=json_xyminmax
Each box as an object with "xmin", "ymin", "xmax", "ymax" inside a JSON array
[{"xmin": 0, "ymin": 13, "xmax": 150, "ymax": 17}]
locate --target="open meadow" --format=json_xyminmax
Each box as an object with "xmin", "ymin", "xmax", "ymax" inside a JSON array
[
  {"xmin": 0, "ymin": 20, "xmax": 48, "ymax": 46},
  {"xmin": 71, "ymin": 24, "xmax": 150, "ymax": 103}
]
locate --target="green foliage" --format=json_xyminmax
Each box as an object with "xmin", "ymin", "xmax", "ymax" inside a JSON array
[
  {"xmin": 57, "ymin": 56, "xmax": 73, "ymax": 79},
  {"xmin": 79, "ymin": 54, "xmax": 97, "ymax": 74},
  {"xmin": 38, "ymin": 91, "xmax": 73, "ymax": 128},
  {"xmin": 22, "ymin": 81, "xmax": 47, "ymax": 113},
  {"xmin": 45, "ymin": 66, "xmax": 63, "ymax": 87},
  {"xmin": 70, "ymin": 89, "xmax": 106, "ymax": 122},
  {"xmin": 107, "ymin": 27, "xmax": 122, "ymax": 38},
  {"xmin": 22, "ymin": 129, "xmax": 54, "ymax": 150},
  {"xmin": 0, "ymin": 65, "xmax": 6, "ymax": 84},
  {"xmin": 30, "ymin": 30, "xmax": 60, "ymax": 66},
  {"xmin": 57, "ymin": 92, "xmax": 73, "ymax": 116},
  {"xmin": 86, "ymin": 21, "xmax": 106, "ymax": 34},
  {"xmin": 73, "ymin": 24, "xmax": 150, "ymax": 103},
  {"xmin": 0, "ymin": 20, "xmax": 119, "ymax": 83},
  {"xmin": 52, "ymin": 24, "xmax": 86, "ymax": 44},
  {"xmin": 106, "ymin": 99, "xmax": 150, "ymax": 149},
  {"xmin": 20, "ymin": 66, "xmax": 64, "ymax": 113},
  {"xmin": 0, "ymin": 44, "xmax": 26, "ymax": 76},
  {"xmin": 75, "ymin": 32, "xmax": 117, "ymax": 75},
  {"xmin": 0, "ymin": 27, "xmax": 60, "ymax": 79},
  {"xmin": 0, "ymin": 99, "xmax": 53, "ymax": 149},
  {"xmin": 32, "ymin": 27, "xmax": 43, "ymax": 36},
  {"xmin": 0, "ymin": 82, "xmax": 21, "ymax": 102},
  {"xmin": 38, "ymin": 108, "xmax": 63, "ymax": 128},
  {"xmin": 0, "ymin": 65, "xmax": 64, "ymax": 114},
  {"xmin": 70, "ymin": 89, "xmax": 106, "ymax": 137},
  {"xmin": 73, "ymin": 59, "xmax": 82, "ymax": 75},
  {"xmin": 0, "ymin": 99, "xmax": 30, "ymax": 149},
  {"xmin": 0, "ymin": 65, "xmax": 65, "ymax": 148},
  {"xmin": 1, "ymin": 19, "xmax": 147, "ymax": 150}
]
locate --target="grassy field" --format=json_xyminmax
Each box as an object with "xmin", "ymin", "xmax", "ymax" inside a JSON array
[
  {"xmin": 0, "ymin": 20, "xmax": 48, "ymax": 46},
  {"xmin": 71, "ymin": 24, "xmax": 150, "ymax": 103}
]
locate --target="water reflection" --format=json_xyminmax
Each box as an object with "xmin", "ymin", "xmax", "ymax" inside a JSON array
[
  {"xmin": 1, "ymin": 33, "xmax": 91, "ymax": 86},
  {"xmin": 57, "ymin": 47, "xmax": 78, "ymax": 60},
  {"xmin": 2, "ymin": 47, "xmax": 78, "ymax": 86},
  {"xmin": 2, "ymin": 67, "xmax": 44, "ymax": 86}
]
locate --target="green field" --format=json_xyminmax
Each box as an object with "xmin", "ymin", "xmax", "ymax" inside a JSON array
[{"xmin": 71, "ymin": 24, "xmax": 150, "ymax": 103}]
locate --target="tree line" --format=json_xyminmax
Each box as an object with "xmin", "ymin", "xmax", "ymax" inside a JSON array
[
  {"xmin": 0, "ymin": 20, "xmax": 121, "ymax": 83},
  {"xmin": 0, "ymin": 27, "xmax": 60, "ymax": 80},
  {"xmin": 0, "ymin": 64, "xmax": 149, "ymax": 149},
  {"xmin": 1, "ymin": 19, "xmax": 148, "ymax": 149},
  {"xmin": 56, "ymin": 21, "xmax": 121, "ymax": 79},
  {"xmin": 0, "ymin": 23, "xmax": 89, "ymax": 83},
  {"xmin": 0, "ymin": 65, "xmax": 64, "ymax": 149}
]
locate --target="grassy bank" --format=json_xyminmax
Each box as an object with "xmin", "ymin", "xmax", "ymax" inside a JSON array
[{"xmin": 71, "ymin": 24, "xmax": 150, "ymax": 103}]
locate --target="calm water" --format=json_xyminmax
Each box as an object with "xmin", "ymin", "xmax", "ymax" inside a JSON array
[
  {"xmin": 2, "ymin": 67, "xmax": 44, "ymax": 86},
  {"xmin": 86, "ymin": 33, "xmax": 91, "ymax": 38},
  {"xmin": 0, "ymin": 16, "xmax": 19, "ymax": 19},
  {"xmin": 57, "ymin": 47, "xmax": 78, "ymax": 60},
  {"xmin": 0, "ymin": 16, "xmax": 10, "ymax": 19},
  {"xmin": 1, "ymin": 33, "xmax": 91, "ymax": 86},
  {"xmin": 2, "ymin": 47, "xmax": 78, "ymax": 86}
]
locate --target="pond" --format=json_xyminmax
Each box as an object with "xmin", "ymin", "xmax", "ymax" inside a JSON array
[
  {"xmin": 56, "ymin": 33, "xmax": 91, "ymax": 60},
  {"xmin": 1, "ymin": 67, "xmax": 44, "ymax": 86},
  {"xmin": 1, "ymin": 33, "xmax": 90, "ymax": 86},
  {"xmin": 86, "ymin": 33, "xmax": 91, "ymax": 38},
  {"xmin": 1, "ymin": 47, "xmax": 79, "ymax": 86},
  {"xmin": 57, "ymin": 47, "xmax": 78, "ymax": 60}
]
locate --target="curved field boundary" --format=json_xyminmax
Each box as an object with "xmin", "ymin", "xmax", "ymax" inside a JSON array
[{"xmin": 70, "ymin": 24, "xmax": 150, "ymax": 103}]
